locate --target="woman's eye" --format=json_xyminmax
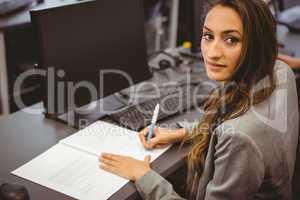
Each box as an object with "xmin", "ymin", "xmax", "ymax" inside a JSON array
[
  {"xmin": 202, "ymin": 33, "xmax": 213, "ymax": 41},
  {"xmin": 225, "ymin": 37, "xmax": 240, "ymax": 44}
]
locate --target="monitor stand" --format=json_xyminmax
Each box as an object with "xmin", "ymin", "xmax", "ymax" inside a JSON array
[
  {"xmin": 56, "ymin": 94, "xmax": 127, "ymax": 129},
  {"xmin": 178, "ymin": 47, "xmax": 203, "ymax": 60}
]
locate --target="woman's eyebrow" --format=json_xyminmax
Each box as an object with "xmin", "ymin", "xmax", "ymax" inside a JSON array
[
  {"xmin": 204, "ymin": 26, "xmax": 242, "ymax": 37},
  {"xmin": 223, "ymin": 30, "xmax": 242, "ymax": 36},
  {"xmin": 203, "ymin": 26, "xmax": 212, "ymax": 31}
]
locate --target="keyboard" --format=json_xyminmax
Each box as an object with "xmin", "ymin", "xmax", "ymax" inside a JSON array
[
  {"xmin": 109, "ymin": 83, "xmax": 206, "ymax": 130},
  {"xmin": 0, "ymin": 0, "xmax": 34, "ymax": 15}
]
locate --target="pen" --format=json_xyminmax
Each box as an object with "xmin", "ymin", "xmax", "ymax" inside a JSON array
[{"xmin": 147, "ymin": 104, "xmax": 160, "ymax": 143}]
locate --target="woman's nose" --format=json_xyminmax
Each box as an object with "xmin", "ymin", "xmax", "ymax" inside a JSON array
[{"xmin": 207, "ymin": 40, "xmax": 223, "ymax": 60}]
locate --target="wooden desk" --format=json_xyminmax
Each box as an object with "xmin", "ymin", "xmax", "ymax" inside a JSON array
[{"xmin": 0, "ymin": 103, "xmax": 202, "ymax": 199}]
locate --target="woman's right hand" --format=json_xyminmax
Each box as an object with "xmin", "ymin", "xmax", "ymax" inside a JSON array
[{"xmin": 138, "ymin": 127, "xmax": 188, "ymax": 150}]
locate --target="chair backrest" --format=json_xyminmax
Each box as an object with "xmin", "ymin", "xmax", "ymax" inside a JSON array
[{"xmin": 292, "ymin": 71, "xmax": 300, "ymax": 199}]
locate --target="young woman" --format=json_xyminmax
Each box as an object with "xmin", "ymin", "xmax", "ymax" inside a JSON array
[{"xmin": 99, "ymin": 0, "xmax": 299, "ymax": 199}]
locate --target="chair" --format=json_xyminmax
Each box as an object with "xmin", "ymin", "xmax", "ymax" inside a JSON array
[
  {"xmin": 268, "ymin": 0, "xmax": 300, "ymax": 33},
  {"xmin": 292, "ymin": 71, "xmax": 300, "ymax": 199}
]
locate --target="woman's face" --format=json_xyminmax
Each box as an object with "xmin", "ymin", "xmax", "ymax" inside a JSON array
[{"xmin": 201, "ymin": 5, "xmax": 244, "ymax": 82}]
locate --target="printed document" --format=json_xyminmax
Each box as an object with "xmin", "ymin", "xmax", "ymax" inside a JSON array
[{"xmin": 12, "ymin": 121, "xmax": 170, "ymax": 200}]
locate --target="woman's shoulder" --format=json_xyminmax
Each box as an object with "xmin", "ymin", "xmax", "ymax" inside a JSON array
[
  {"xmin": 214, "ymin": 109, "xmax": 267, "ymax": 142},
  {"xmin": 212, "ymin": 119, "xmax": 264, "ymax": 163},
  {"xmin": 214, "ymin": 116, "xmax": 263, "ymax": 143},
  {"xmin": 212, "ymin": 109, "xmax": 277, "ymax": 158},
  {"xmin": 274, "ymin": 59, "xmax": 295, "ymax": 82},
  {"xmin": 214, "ymin": 59, "xmax": 298, "ymax": 140}
]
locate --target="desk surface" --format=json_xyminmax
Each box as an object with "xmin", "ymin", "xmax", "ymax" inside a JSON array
[
  {"xmin": 0, "ymin": 103, "xmax": 202, "ymax": 200},
  {"xmin": 0, "ymin": 0, "xmax": 84, "ymax": 31}
]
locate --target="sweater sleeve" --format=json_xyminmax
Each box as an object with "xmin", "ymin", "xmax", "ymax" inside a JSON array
[
  {"xmin": 133, "ymin": 121, "xmax": 198, "ymax": 200},
  {"xmin": 134, "ymin": 170, "xmax": 186, "ymax": 200},
  {"xmin": 135, "ymin": 125, "xmax": 265, "ymax": 200}
]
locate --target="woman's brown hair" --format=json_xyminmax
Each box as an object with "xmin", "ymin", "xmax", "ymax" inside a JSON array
[{"xmin": 185, "ymin": 0, "xmax": 278, "ymax": 198}]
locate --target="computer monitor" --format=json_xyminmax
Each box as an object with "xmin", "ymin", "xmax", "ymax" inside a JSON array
[
  {"xmin": 30, "ymin": 0, "xmax": 152, "ymax": 116},
  {"xmin": 188, "ymin": 0, "xmax": 206, "ymax": 53}
]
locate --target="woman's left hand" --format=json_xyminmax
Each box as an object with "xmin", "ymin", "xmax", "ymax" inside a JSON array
[{"xmin": 99, "ymin": 153, "xmax": 151, "ymax": 182}]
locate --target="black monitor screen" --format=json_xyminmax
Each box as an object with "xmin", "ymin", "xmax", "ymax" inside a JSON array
[
  {"xmin": 187, "ymin": 0, "xmax": 206, "ymax": 53},
  {"xmin": 31, "ymin": 0, "xmax": 152, "ymax": 114}
]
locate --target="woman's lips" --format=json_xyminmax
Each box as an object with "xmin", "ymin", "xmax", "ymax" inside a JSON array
[{"xmin": 206, "ymin": 61, "xmax": 226, "ymax": 71}]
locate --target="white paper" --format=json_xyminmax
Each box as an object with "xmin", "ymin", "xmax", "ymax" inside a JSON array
[
  {"xmin": 12, "ymin": 121, "xmax": 170, "ymax": 200},
  {"xmin": 59, "ymin": 121, "xmax": 168, "ymax": 160}
]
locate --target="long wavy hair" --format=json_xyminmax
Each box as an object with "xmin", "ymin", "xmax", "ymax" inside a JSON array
[{"xmin": 185, "ymin": 0, "xmax": 278, "ymax": 198}]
